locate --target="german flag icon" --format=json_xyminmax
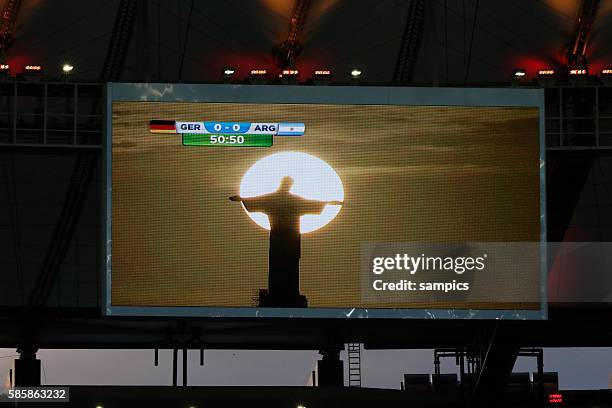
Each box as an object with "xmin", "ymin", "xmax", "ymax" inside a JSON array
[{"xmin": 149, "ymin": 120, "xmax": 176, "ymax": 134}]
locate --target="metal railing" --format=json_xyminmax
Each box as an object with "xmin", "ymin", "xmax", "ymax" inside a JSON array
[
  {"xmin": 1, "ymin": 81, "xmax": 611, "ymax": 150},
  {"xmin": 544, "ymin": 85, "xmax": 612, "ymax": 149},
  {"xmin": 0, "ymin": 81, "xmax": 103, "ymax": 148}
]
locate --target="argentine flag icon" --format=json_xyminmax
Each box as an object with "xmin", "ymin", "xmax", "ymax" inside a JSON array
[{"xmin": 277, "ymin": 122, "xmax": 305, "ymax": 136}]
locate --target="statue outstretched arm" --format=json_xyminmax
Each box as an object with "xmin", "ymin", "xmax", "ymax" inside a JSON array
[
  {"xmin": 231, "ymin": 194, "xmax": 273, "ymax": 212},
  {"xmin": 299, "ymin": 198, "xmax": 343, "ymax": 215}
]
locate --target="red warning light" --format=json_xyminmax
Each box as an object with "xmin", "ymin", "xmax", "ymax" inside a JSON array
[{"xmin": 548, "ymin": 393, "xmax": 563, "ymax": 404}]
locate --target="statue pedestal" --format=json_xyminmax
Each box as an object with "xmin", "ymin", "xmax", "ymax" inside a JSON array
[{"xmin": 258, "ymin": 289, "xmax": 308, "ymax": 308}]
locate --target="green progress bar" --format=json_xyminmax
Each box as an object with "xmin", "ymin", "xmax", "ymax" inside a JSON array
[{"xmin": 182, "ymin": 133, "xmax": 273, "ymax": 147}]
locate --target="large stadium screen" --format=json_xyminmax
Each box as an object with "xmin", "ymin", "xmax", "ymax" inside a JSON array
[{"xmin": 106, "ymin": 84, "xmax": 546, "ymax": 319}]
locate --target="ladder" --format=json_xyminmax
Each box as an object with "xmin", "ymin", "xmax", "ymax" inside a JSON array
[{"xmin": 347, "ymin": 343, "xmax": 362, "ymax": 387}]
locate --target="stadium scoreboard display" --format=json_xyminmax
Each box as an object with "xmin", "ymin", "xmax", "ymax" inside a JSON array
[
  {"xmin": 106, "ymin": 84, "xmax": 546, "ymax": 319},
  {"xmin": 149, "ymin": 120, "xmax": 306, "ymax": 147}
]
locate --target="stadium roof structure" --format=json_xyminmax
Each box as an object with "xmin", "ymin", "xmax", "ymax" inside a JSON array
[{"xmin": 0, "ymin": 0, "xmax": 611, "ymax": 84}]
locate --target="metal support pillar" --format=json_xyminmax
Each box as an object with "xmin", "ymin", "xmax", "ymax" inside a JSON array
[
  {"xmin": 275, "ymin": 0, "xmax": 313, "ymax": 68},
  {"xmin": 0, "ymin": 0, "xmax": 23, "ymax": 59},
  {"xmin": 392, "ymin": 0, "xmax": 425, "ymax": 83},
  {"xmin": 471, "ymin": 326, "xmax": 520, "ymax": 407},
  {"xmin": 518, "ymin": 348, "xmax": 545, "ymax": 398},
  {"xmin": 317, "ymin": 346, "xmax": 344, "ymax": 387},
  {"xmin": 566, "ymin": 0, "xmax": 600, "ymax": 69},
  {"xmin": 182, "ymin": 348, "xmax": 188, "ymax": 386},
  {"xmin": 172, "ymin": 348, "xmax": 178, "ymax": 386},
  {"xmin": 14, "ymin": 345, "xmax": 41, "ymax": 387}
]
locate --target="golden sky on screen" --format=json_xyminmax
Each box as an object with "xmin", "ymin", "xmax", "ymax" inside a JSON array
[
  {"xmin": 239, "ymin": 151, "xmax": 344, "ymax": 233},
  {"xmin": 111, "ymin": 102, "xmax": 540, "ymax": 308}
]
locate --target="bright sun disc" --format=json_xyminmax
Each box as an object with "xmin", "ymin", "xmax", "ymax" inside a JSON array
[{"xmin": 239, "ymin": 151, "xmax": 344, "ymax": 233}]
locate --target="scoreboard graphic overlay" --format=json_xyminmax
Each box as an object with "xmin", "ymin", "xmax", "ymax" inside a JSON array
[{"xmin": 149, "ymin": 120, "xmax": 305, "ymax": 147}]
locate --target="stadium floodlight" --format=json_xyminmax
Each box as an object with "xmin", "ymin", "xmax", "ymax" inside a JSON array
[
  {"xmin": 537, "ymin": 69, "xmax": 555, "ymax": 77},
  {"xmin": 511, "ymin": 68, "xmax": 527, "ymax": 87},
  {"xmin": 568, "ymin": 67, "xmax": 588, "ymax": 85},
  {"xmin": 312, "ymin": 69, "xmax": 332, "ymax": 85},
  {"xmin": 62, "ymin": 64, "xmax": 74, "ymax": 81},
  {"xmin": 21, "ymin": 64, "xmax": 43, "ymax": 81},
  {"xmin": 536, "ymin": 68, "xmax": 557, "ymax": 87},
  {"xmin": 350, "ymin": 68, "xmax": 362, "ymax": 85},
  {"xmin": 222, "ymin": 66, "xmax": 235, "ymax": 83},
  {"xmin": 601, "ymin": 68, "xmax": 612, "ymax": 85},
  {"xmin": 249, "ymin": 68, "xmax": 268, "ymax": 84},
  {"xmin": 569, "ymin": 68, "xmax": 587, "ymax": 76},
  {"xmin": 280, "ymin": 68, "xmax": 299, "ymax": 84},
  {"xmin": 0, "ymin": 63, "xmax": 9, "ymax": 78},
  {"xmin": 23, "ymin": 64, "xmax": 42, "ymax": 72}
]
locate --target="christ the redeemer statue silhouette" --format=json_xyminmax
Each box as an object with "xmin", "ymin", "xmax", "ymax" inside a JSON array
[{"xmin": 230, "ymin": 176, "xmax": 342, "ymax": 308}]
